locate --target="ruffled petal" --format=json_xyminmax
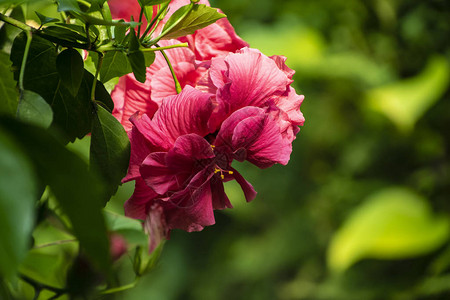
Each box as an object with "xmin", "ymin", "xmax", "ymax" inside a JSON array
[
  {"xmin": 230, "ymin": 167, "xmax": 257, "ymax": 202},
  {"xmin": 153, "ymin": 86, "xmax": 216, "ymax": 144},
  {"xmin": 163, "ymin": 170, "xmax": 215, "ymax": 232},
  {"xmin": 217, "ymin": 47, "xmax": 292, "ymax": 117},
  {"xmin": 216, "ymin": 106, "xmax": 292, "ymax": 168},
  {"xmin": 270, "ymin": 55, "xmax": 295, "ymax": 79},
  {"xmin": 123, "ymin": 114, "xmax": 171, "ymax": 182},
  {"xmin": 112, "ymin": 73, "xmax": 158, "ymax": 132},
  {"xmin": 140, "ymin": 134, "xmax": 214, "ymax": 195},
  {"xmin": 183, "ymin": 13, "xmax": 249, "ymax": 61},
  {"xmin": 124, "ymin": 178, "xmax": 159, "ymax": 220}
]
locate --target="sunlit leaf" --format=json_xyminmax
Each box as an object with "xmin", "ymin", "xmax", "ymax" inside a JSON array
[
  {"xmin": 161, "ymin": 4, "xmax": 225, "ymax": 40},
  {"xmin": 96, "ymin": 51, "xmax": 132, "ymax": 83},
  {"xmin": 35, "ymin": 12, "xmax": 60, "ymax": 26},
  {"xmin": 366, "ymin": 56, "xmax": 450, "ymax": 132},
  {"xmin": 17, "ymin": 90, "xmax": 53, "ymax": 128},
  {"xmin": 57, "ymin": 0, "xmax": 81, "ymax": 13},
  {"xmin": 327, "ymin": 187, "xmax": 450, "ymax": 273},
  {"xmin": 0, "ymin": 127, "xmax": 36, "ymax": 280}
]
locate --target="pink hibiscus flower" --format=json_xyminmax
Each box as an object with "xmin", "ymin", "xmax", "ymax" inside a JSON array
[{"xmin": 124, "ymin": 85, "xmax": 296, "ymax": 251}]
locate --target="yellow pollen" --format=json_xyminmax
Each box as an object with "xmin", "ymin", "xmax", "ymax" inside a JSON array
[
  {"xmin": 211, "ymin": 145, "xmax": 216, "ymax": 149},
  {"xmin": 220, "ymin": 174, "xmax": 225, "ymax": 179},
  {"xmin": 214, "ymin": 168, "xmax": 221, "ymax": 174},
  {"xmin": 228, "ymin": 171, "xmax": 234, "ymax": 175}
]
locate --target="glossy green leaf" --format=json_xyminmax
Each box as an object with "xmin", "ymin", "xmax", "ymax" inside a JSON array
[
  {"xmin": 10, "ymin": 33, "xmax": 107, "ymax": 143},
  {"xmin": 41, "ymin": 25, "xmax": 88, "ymax": 43},
  {"xmin": 56, "ymin": 49, "xmax": 84, "ymax": 96},
  {"xmin": 0, "ymin": 117, "xmax": 111, "ymax": 274},
  {"xmin": 161, "ymin": 4, "xmax": 226, "ymax": 40},
  {"xmin": 327, "ymin": 187, "xmax": 450, "ymax": 273},
  {"xmin": 90, "ymin": 105, "xmax": 130, "ymax": 203},
  {"xmin": 366, "ymin": 56, "xmax": 450, "ymax": 132},
  {"xmin": 97, "ymin": 51, "xmax": 132, "ymax": 83},
  {"xmin": 35, "ymin": 12, "xmax": 60, "ymax": 26},
  {"xmin": 114, "ymin": 20, "xmax": 128, "ymax": 44},
  {"xmin": 127, "ymin": 29, "xmax": 146, "ymax": 83},
  {"xmin": 57, "ymin": 0, "xmax": 81, "ymax": 12},
  {"xmin": 17, "ymin": 90, "xmax": 53, "ymax": 128},
  {"xmin": 0, "ymin": 52, "xmax": 18, "ymax": 116},
  {"xmin": 144, "ymin": 51, "xmax": 156, "ymax": 67},
  {"xmin": 0, "ymin": 127, "xmax": 36, "ymax": 279}
]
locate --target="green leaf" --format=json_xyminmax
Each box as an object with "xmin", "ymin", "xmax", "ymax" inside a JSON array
[
  {"xmin": 0, "ymin": 5, "xmax": 25, "ymax": 52},
  {"xmin": 114, "ymin": 20, "xmax": 128, "ymax": 44},
  {"xmin": 20, "ymin": 250, "xmax": 74, "ymax": 289},
  {"xmin": 41, "ymin": 25, "xmax": 88, "ymax": 43},
  {"xmin": 327, "ymin": 187, "xmax": 450, "ymax": 273},
  {"xmin": 104, "ymin": 210, "xmax": 147, "ymax": 246},
  {"xmin": 90, "ymin": 105, "xmax": 130, "ymax": 203},
  {"xmin": 97, "ymin": 51, "xmax": 132, "ymax": 83},
  {"xmin": 57, "ymin": 0, "xmax": 81, "ymax": 13},
  {"xmin": 17, "ymin": 90, "xmax": 53, "ymax": 128},
  {"xmin": 0, "ymin": 117, "xmax": 111, "ymax": 274},
  {"xmin": 366, "ymin": 56, "xmax": 450, "ymax": 132},
  {"xmin": 84, "ymin": 70, "xmax": 114, "ymax": 112},
  {"xmin": 35, "ymin": 12, "xmax": 60, "ymax": 26},
  {"xmin": 56, "ymin": 49, "xmax": 84, "ymax": 96},
  {"xmin": 0, "ymin": 52, "xmax": 18, "ymax": 116},
  {"xmin": 127, "ymin": 29, "xmax": 146, "ymax": 83},
  {"xmin": 138, "ymin": 0, "xmax": 170, "ymax": 6},
  {"xmin": 161, "ymin": 4, "xmax": 226, "ymax": 40},
  {"xmin": 10, "ymin": 33, "xmax": 96, "ymax": 143},
  {"xmin": 144, "ymin": 51, "xmax": 156, "ymax": 67},
  {"xmin": 0, "ymin": 127, "xmax": 37, "ymax": 279}
]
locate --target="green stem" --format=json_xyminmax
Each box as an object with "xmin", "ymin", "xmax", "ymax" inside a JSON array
[
  {"xmin": 19, "ymin": 30, "xmax": 32, "ymax": 91},
  {"xmin": 137, "ymin": 7, "xmax": 144, "ymax": 37},
  {"xmin": 92, "ymin": 53, "xmax": 104, "ymax": 102},
  {"xmin": 141, "ymin": 43, "xmax": 188, "ymax": 52},
  {"xmin": 151, "ymin": 3, "xmax": 195, "ymax": 44},
  {"xmin": 77, "ymin": 0, "xmax": 91, "ymax": 8},
  {"xmin": 86, "ymin": 23, "xmax": 91, "ymax": 50},
  {"xmin": 158, "ymin": 45, "xmax": 182, "ymax": 94},
  {"xmin": 16, "ymin": 29, "xmax": 32, "ymax": 117},
  {"xmin": 140, "ymin": 1, "xmax": 170, "ymax": 41},
  {"xmin": 100, "ymin": 277, "xmax": 140, "ymax": 295},
  {"xmin": 33, "ymin": 239, "xmax": 77, "ymax": 249},
  {"xmin": 0, "ymin": 13, "xmax": 32, "ymax": 32}
]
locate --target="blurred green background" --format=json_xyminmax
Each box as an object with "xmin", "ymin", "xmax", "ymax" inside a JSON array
[{"xmin": 105, "ymin": 0, "xmax": 450, "ymax": 299}]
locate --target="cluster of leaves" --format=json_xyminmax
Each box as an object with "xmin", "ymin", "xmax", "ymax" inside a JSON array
[{"xmin": 0, "ymin": 0, "xmax": 225, "ymax": 298}]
